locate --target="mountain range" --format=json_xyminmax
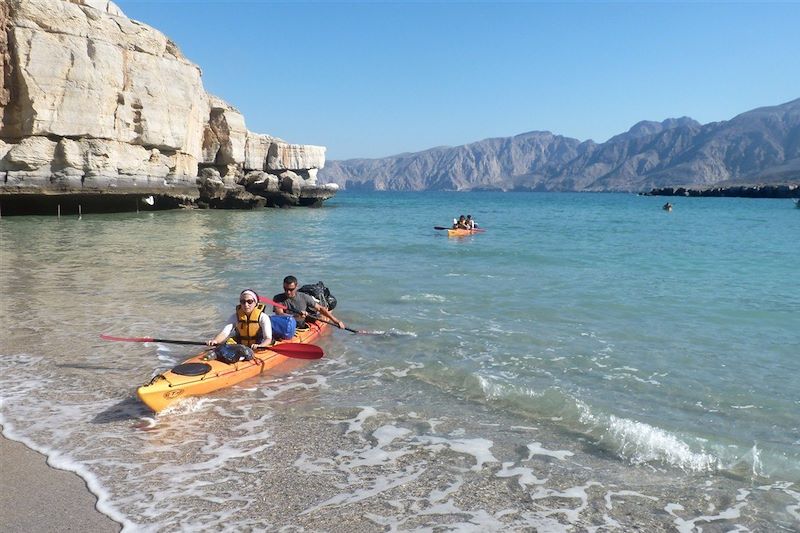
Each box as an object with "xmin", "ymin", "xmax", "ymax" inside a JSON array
[{"xmin": 318, "ymin": 98, "xmax": 800, "ymax": 192}]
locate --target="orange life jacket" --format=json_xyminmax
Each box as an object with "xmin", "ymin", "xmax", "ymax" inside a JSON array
[{"xmin": 235, "ymin": 303, "xmax": 265, "ymax": 345}]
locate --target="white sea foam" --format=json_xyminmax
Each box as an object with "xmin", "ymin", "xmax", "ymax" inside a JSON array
[
  {"xmin": 414, "ymin": 436, "xmax": 498, "ymax": 471},
  {"xmin": 336, "ymin": 426, "xmax": 415, "ymax": 469},
  {"xmin": 428, "ymin": 479, "xmax": 464, "ymax": 503},
  {"xmin": 530, "ymin": 482, "xmax": 601, "ymax": 524},
  {"xmin": 665, "ymin": 488, "xmax": 750, "ymax": 533},
  {"xmin": 364, "ymin": 500, "xmax": 512, "ymax": 531},
  {"xmin": 302, "ymin": 465, "xmax": 426, "ymax": 514},
  {"xmin": 526, "ymin": 441, "xmax": 574, "ymax": 461},
  {"xmin": 258, "ymin": 374, "xmax": 328, "ymax": 401},
  {"xmin": 373, "ymin": 424, "xmax": 413, "ymax": 448},
  {"xmin": 603, "ymin": 489, "xmax": 659, "ymax": 510},
  {"xmin": 427, "ymin": 417, "xmax": 445, "ymax": 433},
  {"xmin": 496, "ymin": 461, "xmax": 547, "ymax": 488},
  {"xmin": 159, "ymin": 396, "xmax": 214, "ymax": 415},
  {"xmin": 294, "ymin": 451, "xmax": 336, "ymax": 474},
  {"xmin": 776, "ymin": 483, "xmax": 800, "ymax": 521},
  {"xmin": 339, "ymin": 406, "xmax": 379, "ymax": 434}
]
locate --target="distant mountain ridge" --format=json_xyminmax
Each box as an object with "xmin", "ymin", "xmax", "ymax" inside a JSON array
[{"xmin": 319, "ymin": 99, "xmax": 800, "ymax": 192}]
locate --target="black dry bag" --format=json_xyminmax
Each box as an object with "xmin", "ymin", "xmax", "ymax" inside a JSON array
[
  {"xmin": 298, "ymin": 281, "xmax": 337, "ymax": 310},
  {"xmin": 214, "ymin": 344, "xmax": 254, "ymax": 364}
]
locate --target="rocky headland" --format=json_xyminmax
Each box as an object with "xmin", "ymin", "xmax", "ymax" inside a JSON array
[
  {"xmin": 642, "ymin": 184, "xmax": 799, "ymax": 199},
  {"xmin": 0, "ymin": 0, "xmax": 336, "ymax": 215}
]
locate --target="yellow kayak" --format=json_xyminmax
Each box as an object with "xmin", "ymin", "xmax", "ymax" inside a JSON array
[
  {"xmin": 447, "ymin": 228, "xmax": 485, "ymax": 237},
  {"xmin": 136, "ymin": 321, "xmax": 327, "ymax": 412}
]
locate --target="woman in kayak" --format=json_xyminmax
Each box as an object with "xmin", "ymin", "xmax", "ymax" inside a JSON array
[{"xmin": 207, "ymin": 289, "xmax": 273, "ymax": 349}]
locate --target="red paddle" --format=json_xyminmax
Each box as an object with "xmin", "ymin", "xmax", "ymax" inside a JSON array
[
  {"xmin": 99, "ymin": 334, "xmax": 323, "ymax": 359},
  {"xmin": 259, "ymin": 296, "xmax": 288, "ymax": 310}
]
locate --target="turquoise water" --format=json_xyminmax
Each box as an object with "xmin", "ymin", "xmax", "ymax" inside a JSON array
[{"xmin": 1, "ymin": 192, "xmax": 798, "ymax": 530}]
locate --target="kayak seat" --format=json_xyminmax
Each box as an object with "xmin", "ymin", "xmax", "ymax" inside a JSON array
[{"xmin": 171, "ymin": 362, "xmax": 212, "ymax": 376}]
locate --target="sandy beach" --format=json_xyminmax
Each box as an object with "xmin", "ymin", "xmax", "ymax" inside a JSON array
[{"xmin": 0, "ymin": 431, "xmax": 120, "ymax": 532}]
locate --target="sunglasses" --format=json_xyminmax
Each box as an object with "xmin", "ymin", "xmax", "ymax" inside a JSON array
[
  {"xmin": 240, "ymin": 299, "xmax": 256, "ymax": 304},
  {"xmin": 284, "ymin": 286, "xmax": 297, "ymax": 291}
]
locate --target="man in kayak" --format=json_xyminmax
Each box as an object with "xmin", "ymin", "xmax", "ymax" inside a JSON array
[
  {"xmin": 206, "ymin": 289, "xmax": 273, "ymax": 349},
  {"xmin": 273, "ymin": 276, "xmax": 345, "ymax": 330},
  {"xmin": 466, "ymin": 214, "xmax": 477, "ymax": 229}
]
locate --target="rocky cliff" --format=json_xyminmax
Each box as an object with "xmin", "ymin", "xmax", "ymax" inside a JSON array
[
  {"xmin": 0, "ymin": 0, "xmax": 334, "ymax": 215},
  {"xmin": 320, "ymin": 99, "xmax": 800, "ymax": 192}
]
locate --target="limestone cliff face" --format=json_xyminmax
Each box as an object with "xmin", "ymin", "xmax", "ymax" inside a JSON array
[{"xmin": 0, "ymin": 0, "xmax": 330, "ymax": 212}]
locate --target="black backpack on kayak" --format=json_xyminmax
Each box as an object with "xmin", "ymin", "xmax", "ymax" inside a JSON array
[
  {"xmin": 298, "ymin": 281, "xmax": 337, "ymax": 310},
  {"xmin": 214, "ymin": 344, "xmax": 254, "ymax": 364}
]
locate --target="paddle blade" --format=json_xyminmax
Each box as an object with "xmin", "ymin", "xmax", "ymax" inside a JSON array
[
  {"xmin": 433, "ymin": 226, "xmax": 449, "ymax": 230},
  {"xmin": 266, "ymin": 343, "xmax": 324, "ymax": 360}
]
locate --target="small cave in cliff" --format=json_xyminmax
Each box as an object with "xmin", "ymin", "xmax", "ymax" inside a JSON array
[{"xmin": 0, "ymin": 193, "xmax": 191, "ymax": 216}]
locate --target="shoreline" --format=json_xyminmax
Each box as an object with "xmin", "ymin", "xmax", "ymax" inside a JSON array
[
  {"xmin": 642, "ymin": 183, "xmax": 799, "ymax": 198},
  {"xmin": 0, "ymin": 431, "xmax": 121, "ymax": 532}
]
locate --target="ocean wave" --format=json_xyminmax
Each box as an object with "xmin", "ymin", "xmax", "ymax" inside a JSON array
[
  {"xmin": 401, "ymin": 293, "xmax": 445, "ymax": 303},
  {"xmin": 597, "ymin": 414, "xmax": 718, "ymax": 472},
  {"xmin": 362, "ymin": 328, "xmax": 417, "ymax": 337},
  {"xmin": 429, "ymin": 370, "xmax": 799, "ymax": 482},
  {"xmin": 475, "ymin": 375, "xmax": 718, "ymax": 473}
]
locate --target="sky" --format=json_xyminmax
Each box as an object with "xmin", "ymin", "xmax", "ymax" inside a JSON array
[{"xmin": 114, "ymin": 1, "xmax": 800, "ymax": 161}]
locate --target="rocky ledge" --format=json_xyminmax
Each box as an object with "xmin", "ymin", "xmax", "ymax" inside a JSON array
[
  {"xmin": 642, "ymin": 184, "xmax": 799, "ymax": 199},
  {"xmin": 0, "ymin": 0, "xmax": 335, "ymax": 216}
]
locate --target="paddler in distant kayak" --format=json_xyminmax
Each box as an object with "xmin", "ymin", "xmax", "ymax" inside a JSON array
[
  {"xmin": 452, "ymin": 215, "xmax": 468, "ymax": 229},
  {"xmin": 273, "ymin": 276, "xmax": 345, "ymax": 330},
  {"xmin": 206, "ymin": 289, "xmax": 273, "ymax": 349}
]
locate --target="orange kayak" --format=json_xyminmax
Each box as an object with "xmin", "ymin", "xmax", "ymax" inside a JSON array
[
  {"xmin": 137, "ymin": 320, "xmax": 327, "ymax": 412},
  {"xmin": 447, "ymin": 228, "xmax": 485, "ymax": 237}
]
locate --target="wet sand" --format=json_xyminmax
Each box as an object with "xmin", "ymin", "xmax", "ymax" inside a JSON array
[{"xmin": 0, "ymin": 432, "xmax": 120, "ymax": 532}]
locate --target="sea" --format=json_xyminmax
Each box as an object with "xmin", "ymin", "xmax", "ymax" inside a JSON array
[{"xmin": 0, "ymin": 191, "xmax": 798, "ymax": 532}]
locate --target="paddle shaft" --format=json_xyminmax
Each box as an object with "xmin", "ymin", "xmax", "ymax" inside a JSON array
[
  {"xmin": 260, "ymin": 297, "xmax": 358, "ymax": 332},
  {"xmin": 99, "ymin": 334, "xmax": 323, "ymax": 359},
  {"xmin": 101, "ymin": 334, "xmax": 205, "ymax": 345},
  {"xmin": 308, "ymin": 314, "xmax": 361, "ymax": 334},
  {"xmin": 258, "ymin": 296, "xmax": 365, "ymax": 334}
]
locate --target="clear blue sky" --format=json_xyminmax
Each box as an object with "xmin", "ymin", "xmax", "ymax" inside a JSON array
[{"xmin": 115, "ymin": 1, "xmax": 800, "ymax": 161}]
